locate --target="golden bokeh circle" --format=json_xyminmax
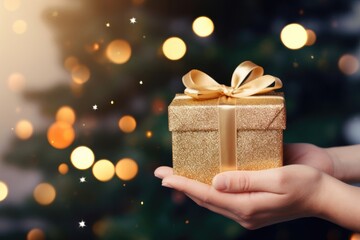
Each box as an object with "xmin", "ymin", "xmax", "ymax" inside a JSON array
[
  {"xmin": 0, "ymin": 181, "xmax": 9, "ymax": 202},
  {"xmin": 280, "ymin": 23, "xmax": 307, "ymax": 50},
  {"xmin": 106, "ymin": 39, "xmax": 132, "ymax": 64},
  {"xmin": 192, "ymin": 16, "xmax": 214, "ymax": 37},
  {"xmin": 92, "ymin": 159, "xmax": 115, "ymax": 182},
  {"xmin": 47, "ymin": 121, "xmax": 75, "ymax": 149},
  {"xmin": 71, "ymin": 64, "xmax": 90, "ymax": 84},
  {"xmin": 64, "ymin": 56, "xmax": 79, "ymax": 71},
  {"xmin": 338, "ymin": 54, "xmax": 359, "ymax": 75},
  {"xmin": 305, "ymin": 29, "xmax": 317, "ymax": 46},
  {"xmin": 56, "ymin": 106, "xmax": 76, "ymax": 125},
  {"xmin": 12, "ymin": 19, "xmax": 27, "ymax": 34},
  {"xmin": 27, "ymin": 228, "xmax": 45, "ymax": 240},
  {"xmin": 15, "ymin": 119, "xmax": 33, "ymax": 140},
  {"xmin": 8, "ymin": 72, "xmax": 25, "ymax": 92},
  {"xmin": 33, "ymin": 183, "xmax": 56, "ymax": 205},
  {"xmin": 70, "ymin": 146, "xmax": 95, "ymax": 170},
  {"xmin": 3, "ymin": 0, "xmax": 21, "ymax": 12},
  {"xmin": 58, "ymin": 163, "xmax": 69, "ymax": 175},
  {"xmin": 162, "ymin": 37, "xmax": 187, "ymax": 60},
  {"xmin": 118, "ymin": 115, "xmax": 137, "ymax": 133},
  {"xmin": 115, "ymin": 158, "xmax": 138, "ymax": 181}
]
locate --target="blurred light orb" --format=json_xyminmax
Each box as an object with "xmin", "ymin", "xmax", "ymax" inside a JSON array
[
  {"xmin": 106, "ymin": 39, "xmax": 132, "ymax": 64},
  {"xmin": 71, "ymin": 64, "xmax": 90, "ymax": 84},
  {"xmin": 146, "ymin": 130, "xmax": 152, "ymax": 138},
  {"xmin": 350, "ymin": 233, "xmax": 360, "ymax": 240},
  {"xmin": 115, "ymin": 158, "xmax": 138, "ymax": 181},
  {"xmin": 162, "ymin": 37, "xmax": 187, "ymax": 60},
  {"xmin": 58, "ymin": 163, "xmax": 69, "ymax": 175},
  {"xmin": 192, "ymin": 16, "xmax": 214, "ymax": 37},
  {"xmin": 12, "ymin": 19, "xmax": 27, "ymax": 34},
  {"xmin": 92, "ymin": 159, "xmax": 115, "ymax": 182},
  {"xmin": 118, "ymin": 115, "xmax": 136, "ymax": 133},
  {"xmin": 305, "ymin": 29, "xmax": 317, "ymax": 46},
  {"xmin": 64, "ymin": 56, "xmax": 79, "ymax": 71},
  {"xmin": 152, "ymin": 99, "xmax": 165, "ymax": 114},
  {"xmin": 56, "ymin": 106, "xmax": 76, "ymax": 125},
  {"xmin": 27, "ymin": 228, "xmax": 45, "ymax": 240},
  {"xmin": 8, "ymin": 72, "xmax": 25, "ymax": 92},
  {"xmin": 0, "ymin": 181, "xmax": 9, "ymax": 202},
  {"xmin": 70, "ymin": 146, "xmax": 95, "ymax": 170},
  {"xmin": 47, "ymin": 121, "xmax": 75, "ymax": 149},
  {"xmin": 4, "ymin": 0, "xmax": 21, "ymax": 11},
  {"xmin": 338, "ymin": 54, "xmax": 359, "ymax": 75},
  {"xmin": 33, "ymin": 183, "xmax": 56, "ymax": 205},
  {"xmin": 344, "ymin": 115, "xmax": 360, "ymax": 144},
  {"xmin": 280, "ymin": 23, "xmax": 307, "ymax": 50},
  {"xmin": 15, "ymin": 119, "xmax": 33, "ymax": 140}
]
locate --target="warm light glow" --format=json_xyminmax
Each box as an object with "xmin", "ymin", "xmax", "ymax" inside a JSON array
[
  {"xmin": 0, "ymin": 181, "xmax": 9, "ymax": 202},
  {"xmin": 7, "ymin": 72, "xmax": 25, "ymax": 92},
  {"xmin": 115, "ymin": 158, "xmax": 138, "ymax": 181},
  {"xmin": 12, "ymin": 19, "xmax": 27, "ymax": 34},
  {"xmin": 305, "ymin": 29, "xmax": 317, "ymax": 46},
  {"xmin": 71, "ymin": 64, "xmax": 90, "ymax": 84},
  {"xmin": 15, "ymin": 119, "xmax": 33, "ymax": 140},
  {"xmin": 118, "ymin": 115, "xmax": 136, "ymax": 133},
  {"xmin": 92, "ymin": 159, "xmax": 115, "ymax": 182},
  {"xmin": 338, "ymin": 54, "xmax": 359, "ymax": 75},
  {"xmin": 3, "ymin": 0, "xmax": 21, "ymax": 11},
  {"xmin": 70, "ymin": 146, "xmax": 95, "ymax": 170},
  {"xmin": 58, "ymin": 163, "xmax": 69, "ymax": 175},
  {"xmin": 33, "ymin": 183, "xmax": 56, "ymax": 205},
  {"xmin": 47, "ymin": 121, "xmax": 75, "ymax": 149},
  {"xmin": 56, "ymin": 106, "xmax": 76, "ymax": 125},
  {"xmin": 152, "ymin": 99, "xmax": 165, "ymax": 114},
  {"xmin": 146, "ymin": 131, "xmax": 152, "ymax": 138},
  {"xmin": 64, "ymin": 56, "xmax": 79, "ymax": 71},
  {"xmin": 192, "ymin": 16, "xmax": 214, "ymax": 37},
  {"xmin": 27, "ymin": 228, "xmax": 45, "ymax": 240},
  {"xmin": 280, "ymin": 23, "xmax": 308, "ymax": 50},
  {"xmin": 106, "ymin": 39, "xmax": 132, "ymax": 64},
  {"xmin": 162, "ymin": 37, "xmax": 187, "ymax": 60},
  {"xmin": 350, "ymin": 233, "xmax": 360, "ymax": 240}
]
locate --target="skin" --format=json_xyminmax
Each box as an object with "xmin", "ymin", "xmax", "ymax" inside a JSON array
[{"xmin": 154, "ymin": 143, "xmax": 360, "ymax": 231}]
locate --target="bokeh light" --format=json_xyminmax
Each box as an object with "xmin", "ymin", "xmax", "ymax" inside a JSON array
[
  {"xmin": 115, "ymin": 158, "xmax": 138, "ymax": 181},
  {"xmin": 12, "ymin": 19, "xmax": 27, "ymax": 34},
  {"xmin": 0, "ymin": 181, "xmax": 9, "ymax": 202},
  {"xmin": 118, "ymin": 115, "xmax": 136, "ymax": 133},
  {"xmin": 146, "ymin": 130, "xmax": 153, "ymax": 138},
  {"xmin": 33, "ymin": 183, "xmax": 56, "ymax": 205},
  {"xmin": 192, "ymin": 16, "xmax": 214, "ymax": 37},
  {"xmin": 338, "ymin": 54, "xmax": 359, "ymax": 75},
  {"xmin": 344, "ymin": 115, "xmax": 360, "ymax": 144},
  {"xmin": 15, "ymin": 119, "xmax": 33, "ymax": 140},
  {"xmin": 305, "ymin": 29, "xmax": 317, "ymax": 46},
  {"xmin": 106, "ymin": 39, "xmax": 132, "ymax": 64},
  {"xmin": 27, "ymin": 228, "xmax": 45, "ymax": 240},
  {"xmin": 7, "ymin": 72, "xmax": 25, "ymax": 92},
  {"xmin": 56, "ymin": 106, "xmax": 76, "ymax": 125},
  {"xmin": 162, "ymin": 37, "xmax": 187, "ymax": 60},
  {"xmin": 3, "ymin": 0, "xmax": 21, "ymax": 11},
  {"xmin": 47, "ymin": 121, "xmax": 75, "ymax": 149},
  {"xmin": 71, "ymin": 64, "xmax": 90, "ymax": 84},
  {"xmin": 92, "ymin": 159, "xmax": 115, "ymax": 182},
  {"xmin": 58, "ymin": 163, "xmax": 69, "ymax": 175},
  {"xmin": 152, "ymin": 99, "xmax": 165, "ymax": 114},
  {"xmin": 70, "ymin": 146, "xmax": 95, "ymax": 170},
  {"xmin": 280, "ymin": 23, "xmax": 307, "ymax": 50},
  {"xmin": 64, "ymin": 56, "xmax": 79, "ymax": 71},
  {"xmin": 350, "ymin": 233, "xmax": 360, "ymax": 240}
]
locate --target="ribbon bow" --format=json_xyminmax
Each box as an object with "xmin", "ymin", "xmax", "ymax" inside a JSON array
[{"xmin": 182, "ymin": 61, "xmax": 282, "ymax": 99}]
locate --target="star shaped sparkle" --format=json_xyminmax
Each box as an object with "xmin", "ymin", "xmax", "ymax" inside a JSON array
[
  {"xmin": 130, "ymin": 17, "xmax": 136, "ymax": 24},
  {"xmin": 79, "ymin": 177, "xmax": 86, "ymax": 183},
  {"xmin": 93, "ymin": 105, "xmax": 98, "ymax": 110},
  {"xmin": 79, "ymin": 220, "xmax": 86, "ymax": 228}
]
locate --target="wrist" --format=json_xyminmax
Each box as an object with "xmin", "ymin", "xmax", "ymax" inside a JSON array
[{"xmin": 324, "ymin": 147, "xmax": 343, "ymax": 180}]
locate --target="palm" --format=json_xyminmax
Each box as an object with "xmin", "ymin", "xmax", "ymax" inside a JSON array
[{"xmin": 284, "ymin": 143, "xmax": 334, "ymax": 177}]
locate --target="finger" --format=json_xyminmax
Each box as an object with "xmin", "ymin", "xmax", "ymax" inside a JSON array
[
  {"xmin": 154, "ymin": 166, "xmax": 173, "ymax": 179},
  {"xmin": 212, "ymin": 168, "xmax": 284, "ymax": 193}
]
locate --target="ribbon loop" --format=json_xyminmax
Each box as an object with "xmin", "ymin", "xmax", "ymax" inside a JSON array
[{"xmin": 182, "ymin": 61, "xmax": 282, "ymax": 99}]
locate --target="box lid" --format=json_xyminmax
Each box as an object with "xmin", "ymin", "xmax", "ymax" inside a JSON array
[{"xmin": 168, "ymin": 93, "xmax": 286, "ymax": 131}]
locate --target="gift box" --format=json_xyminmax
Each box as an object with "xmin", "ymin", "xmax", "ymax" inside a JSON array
[{"xmin": 168, "ymin": 61, "xmax": 286, "ymax": 184}]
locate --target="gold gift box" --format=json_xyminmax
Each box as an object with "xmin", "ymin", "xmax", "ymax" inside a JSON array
[{"xmin": 168, "ymin": 93, "xmax": 286, "ymax": 185}]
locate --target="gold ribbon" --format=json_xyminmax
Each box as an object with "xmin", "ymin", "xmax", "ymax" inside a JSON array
[
  {"xmin": 182, "ymin": 61, "xmax": 282, "ymax": 99},
  {"xmin": 182, "ymin": 61, "xmax": 283, "ymax": 172}
]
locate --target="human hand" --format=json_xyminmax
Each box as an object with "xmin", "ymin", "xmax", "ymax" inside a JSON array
[{"xmin": 155, "ymin": 165, "xmax": 327, "ymax": 229}]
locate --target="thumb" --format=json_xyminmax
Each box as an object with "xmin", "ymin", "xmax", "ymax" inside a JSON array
[{"xmin": 212, "ymin": 169, "xmax": 282, "ymax": 193}]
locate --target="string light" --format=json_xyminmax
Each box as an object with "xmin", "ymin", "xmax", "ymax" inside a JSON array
[
  {"xmin": 192, "ymin": 16, "xmax": 214, "ymax": 37},
  {"xmin": 162, "ymin": 37, "xmax": 187, "ymax": 60},
  {"xmin": 280, "ymin": 23, "xmax": 307, "ymax": 50}
]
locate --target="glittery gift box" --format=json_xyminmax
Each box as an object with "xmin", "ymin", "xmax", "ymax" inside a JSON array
[{"xmin": 168, "ymin": 93, "xmax": 286, "ymax": 185}]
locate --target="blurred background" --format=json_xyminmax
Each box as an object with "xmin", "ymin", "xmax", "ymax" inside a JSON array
[{"xmin": 1, "ymin": 0, "xmax": 360, "ymax": 239}]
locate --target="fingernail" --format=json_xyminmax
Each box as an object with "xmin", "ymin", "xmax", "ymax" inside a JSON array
[
  {"xmin": 212, "ymin": 175, "xmax": 227, "ymax": 190},
  {"xmin": 162, "ymin": 180, "xmax": 172, "ymax": 188}
]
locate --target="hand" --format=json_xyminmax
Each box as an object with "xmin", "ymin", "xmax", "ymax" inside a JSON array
[
  {"xmin": 284, "ymin": 143, "xmax": 335, "ymax": 177},
  {"xmin": 155, "ymin": 165, "xmax": 326, "ymax": 230}
]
